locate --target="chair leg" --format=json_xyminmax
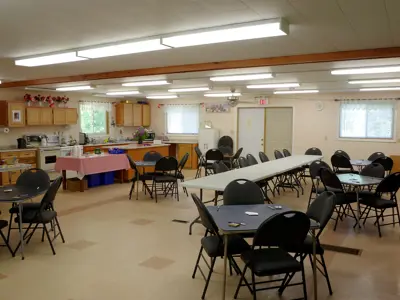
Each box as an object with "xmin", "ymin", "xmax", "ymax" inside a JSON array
[
  {"xmin": 54, "ymin": 217, "xmax": 65, "ymax": 243},
  {"xmin": 43, "ymin": 224, "xmax": 56, "ymax": 255},
  {"xmin": 333, "ymin": 205, "xmax": 342, "ymax": 231},
  {"xmin": 0, "ymin": 230, "xmax": 13, "ymax": 255},
  {"xmin": 201, "ymin": 257, "xmax": 216, "ymax": 300},
  {"xmin": 25, "ymin": 223, "xmax": 39, "ymax": 244},
  {"xmin": 320, "ymin": 254, "xmax": 333, "ymax": 295},
  {"xmin": 300, "ymin": 261, "xmax": 308, "ymax": 300},
  {"xmin": 251, "ymin": 270, "xmax": 257, "ymax": 300},
  {"xmin": 192, "ymin": 246, "xmax": 203, "ymax": 279},
  {"xmin": 6, "ymin": 211, "xmax": 14, "ymax": 243},
  {"xmin": 129, "ymin": 181, "xmax": 135, "ymax": 200},
  {"xmin": 375, "ymin": 208, "xmax": 382, "ymax": 237},
  {"xmin": 234, "ymin": 265, "xmax": 248, "ymax": 299}
]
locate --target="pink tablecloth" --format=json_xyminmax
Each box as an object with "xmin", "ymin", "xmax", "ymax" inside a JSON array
[{"xmin": 55, "ymin": 154, "xmax": 130, "ymax": 176}]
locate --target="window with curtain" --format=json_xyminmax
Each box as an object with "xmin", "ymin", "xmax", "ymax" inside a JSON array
[
  {"xmin": 165, "ymin": 105, "xmax": 199, "ymax": 134},
  {"xmin": 80, "ymin": 102, "xmax": 111, "ymax": 135},
  {"xmin": 339, "ymin": 100, "xmax": 395, "ymax": 139}
]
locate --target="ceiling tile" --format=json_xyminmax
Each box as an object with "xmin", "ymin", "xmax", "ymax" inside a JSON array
[
  {"xmin": 196, "ymin": 0, "xmax": 249, "ymax": 11},
  {"xmin": 384, "ymin": 0, "xmax": 400, "ymax": 45}
]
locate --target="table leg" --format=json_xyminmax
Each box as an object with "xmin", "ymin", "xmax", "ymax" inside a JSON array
[
  {"xmin": 356, "ymin": 187, "xmax": 361, "ymax": 231},
  {"xmin": 80, "ymin": 178, "xmax": 85, "ymax": 192},
  {"xmin": 120, "ymin": 170, "xmax": 124, "ymax": 183},
  {"xmin": 62, "ymin": 170, "xmax": 67, "ymax": 190},
  {"xmin": 222, "ymin": 234, "xmax": 228, "ymax": 300},
  {"xmin": 136, "ymin": 168, "xmax": 140, "ymax": 200},
  {"xmin": 18, "ymin": 203, "xmax": 24, "ymax": 260},
  {"xmin": 312, "ymin": 229, "xmax": 317, "ymax": 300}
]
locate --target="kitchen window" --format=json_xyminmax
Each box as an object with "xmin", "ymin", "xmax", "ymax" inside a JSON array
[
  {"xmin": 339, "ymin": 100, "xmax": 395, "ymax": 139},
  {"xmin": 80, "ymin": 102, "xmax": 111, "ymax": 135},
  {"xmin": 165, "ymin": 104, "xmax": 199, "ymax": 135}
]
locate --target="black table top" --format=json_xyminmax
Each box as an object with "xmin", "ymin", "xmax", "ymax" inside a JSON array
[
  {"xmin": 0, "ymin": 185, "xmax": 46, "ymax": 203},
  {"xmin": 208, "ymin": 204, "xmax": 319, "ymax": 234}
]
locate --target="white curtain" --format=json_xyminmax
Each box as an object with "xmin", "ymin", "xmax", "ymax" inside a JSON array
[
  {"xmin": 165, "ymin": 105, "xmax": 199, "ymax": 134},
  {"xmin": 340, "ymin": 100, "xmax": 395, "ymax": 139}
]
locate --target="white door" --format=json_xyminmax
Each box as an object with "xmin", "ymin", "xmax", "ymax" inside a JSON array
[
  {"xmin": 265, "ymin": 108, "xmax": 293, "ymax": 159},
  {"xmin": 238, "ymin": 108, "xmax": 265, "ymax": 161}
]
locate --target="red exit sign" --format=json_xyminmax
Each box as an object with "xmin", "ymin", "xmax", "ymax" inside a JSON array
[{"xmin": 258, "ymin": 98, "xmax": 268, "ymax": 105}]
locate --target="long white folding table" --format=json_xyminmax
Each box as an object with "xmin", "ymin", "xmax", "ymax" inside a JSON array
[{"xmin": 181, "ymin": 155, "xmax": 322, "ymax": 300}]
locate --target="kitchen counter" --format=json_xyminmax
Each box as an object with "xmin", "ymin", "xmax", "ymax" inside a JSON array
[
  {"xmin": 164, "ymin": 140, "xmax": 198, "ymax": 144},
  {"xmin": 0, "ymin": 147, "xmax": 37, "ymax": 153},
  {"xmin": 83, "ymin": 141, "xmax": 135, "ymax": 147},
  {"xmin": 103, "ymin": 143, "xmax": 170, "ymax": 150}
]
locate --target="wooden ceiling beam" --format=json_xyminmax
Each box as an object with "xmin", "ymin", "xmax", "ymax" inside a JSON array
[{"xmin": 1, "ymin": 47, "xmax": 400, "ymax": 88}]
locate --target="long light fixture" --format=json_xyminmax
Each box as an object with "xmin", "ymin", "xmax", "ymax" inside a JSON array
[
  {"xmin": 210, "ymin": 73, "xmax": 274, "ymax": 82},
  {"xmin": 146, "ymin": 95, "xmax": 178, "ymax": 99},
  {"xmin": 77, "ymin": 39, "xmax": 170, "ymax": 59},
  {"xmin": 204, "ymin": 92, "xmax": 242, "ymax": 97},
  {"xmin": 56, "ymin": 85, "xmax": 93, "ymax": 91},
  {"xmin": 360, "ymin": 87, "xmax": 400, "ymax": 91},
  {"xmin": 93, "ymin": 93, "xmax": 124, "ymax": 98},
  {"xmin": 106, "ymin": 91, "xmax": 140, "ymax": 95},
  {"xmin": 247, "ymin": 83, "xmax": 300, "ymax": 89},
  {"xmin": 161, "ymin": 18, "xmax": 289, "ymax": 48},
  {"xmin": 274, "ymin": 90, "xmax": 319, "ymax": 94},
  {"xmin": 122, "ymin": 80, "xmax": 171, "ymax": 87},
  {"xmin": 348, "ymin": 78, "xmax": 400, "ymax": 84},
  {"xmin": 168, "ymin": 87, "xmax": 210, "ymax": 92},
  {"xmin": 15, "ymin": 52, "xmax": 87, "ymax": 67},
  {"xmin": 332, "ymin": 66, "xmax": 400, "ymax": 75}
]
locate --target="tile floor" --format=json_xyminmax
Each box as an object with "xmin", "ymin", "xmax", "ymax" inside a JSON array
[{"xmin": 0, "ymin": 170, "xmax": 399, "ymax": 300}]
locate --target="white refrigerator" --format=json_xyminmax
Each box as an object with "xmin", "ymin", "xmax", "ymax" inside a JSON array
[{"xmin": 198, "ymin": 129, "xmax": 220, "ymax": 154}]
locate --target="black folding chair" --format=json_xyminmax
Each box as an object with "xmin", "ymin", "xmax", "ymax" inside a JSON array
[
  {"xmin": 223, "ymin": 179, "xmax": 265, "ymax": 206},
  {"xmin": 205, "ymin": 149, "xmax": 224, "ymax": 176},
  {"xmin": 246, "ymin": 154, "xmax": 258, "ymax": 166},
  {"xmin": 177, "ymin": 153, "xmax": 190, "ymax": 196},
  {"xmin": 13, "ymin": 176, "xmax": 65, "ymax": 256},
  {"xmin": 234, "ymin": 211, "xmax": 310, "ymax": 300},
  {"xmin": 194, "ymin": 146, "xmax": 206, "ymax": 179},
  {"xmin": 372, "ymin": 156, "xmax": 394, "ymax": 176},
  {"xmin": 238, "ymin": 157, "xmax": 249, "ymax": 168},
  {"xmin": 151, "ymin": 157, "xmax": 179, "ymax": 202},
  {"xmin": 143, "ymin": 151, "xmax": 163, "ymax": 162},
  {"xmin": 303, "ymin": 147, "xmax": 323, "ymax": 179},
  {"xmin": 331, "ymin": 154, "xmax": 358, "ymax": 174},
  {"xmin": 274, "ymin": 150, "xmax": 303, "ymax": 197},
  {"xmin": 334, "ymin": 150, "xmax": 350, "ymax": 160},
  {"xmin": 367, "ymin": 152, "xmax": 385, "ymax": 162},
  {"xmin": 191, "ymin": 193, "xmax": 249, "ymax": 300},
  {"xmin": 211, "ymin": 161, "xmax": 229, "ymax": 205},
  {"xmin": 224, "ymin": 147, "xmax": 243, "ymax": 169},
  {"xmin": 127, "ymin": 155, "xmax": 153, "ymax": 200},
  {"xmin": 307, "ymin": 160, "xmax": 332, "ymax": 208},
  {"xmin": 259, "ymin": 152, "xmax": 269, "ymax": 163},
  {"xmin": 0, "ymin": 220, "xmax": 12, "ymax": 255}
]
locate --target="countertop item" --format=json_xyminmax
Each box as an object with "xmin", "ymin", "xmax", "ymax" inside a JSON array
[
  {"xmin": 83, "ymin": 141, "xmax": 135, "ymax": 147},
  {"xmin": 165, "ymin": 140, "xmax": 198, "ymax": 144},
  {"xmin": 103, "ymin": 144, "xmax": 170, "ymax": 150}
]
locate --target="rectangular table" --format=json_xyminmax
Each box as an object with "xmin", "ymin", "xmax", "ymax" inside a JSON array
[
  {"xmin": 337, "ymin": 173, "xmax": 382, "ymax": 228},
  {"xmin": 134, "ymin": 161, "xmax": 156, "ymax": 200},
  {"xmin": 208, "ymin": 204, "xmax": 319, "ymax": 300},
  {"xmin": 55, "ymin": 154, "xmax": 130, "ymax": 192}
]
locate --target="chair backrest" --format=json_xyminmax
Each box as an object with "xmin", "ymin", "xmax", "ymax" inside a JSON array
[
  {"xmin": 259, "ymin": 152, "xmax": 269, "ymax": 163},
  {"xmin": 232, "ymin": 147, "xmax": 243, "ymax": 160},
  {"xmin": 368, "ymin": 152, "xmax": 385, "ymax": 161},
  {"xmin": 306, "ymin": 191, "xmax": 335, "ymax": 237},
  {"xmin": 283, "ymin": 149, "xmax": 292, "ymax": 157},
  {"xmin": 126, "ymin": 154, "xmax": 139, "ymax": 172},
  {"xmin": 223, "ymin": 179, "xmax": 264, "ymax": 205},
  {"xmin": 39, "ymin": 176, "xmax": 63, "ymax": 212},
  {"xmin": 309, "ymin": 160, "xmax": 332, "ymax": 179},
  {"xmin": 246, "ymin": 154, "xmax": 258, "ymax": 166},
  {"xmin": 178, "ymin": 153, "xmax": 190, "ymax": 172},
  {"xmin": 334, "ymin": 150, "xmax": 350, "ymax": 160},
  {"xmin": 331, "ymin": 154, "xmax": 353, "ymax": 171},
  {"xmin": 238, "ymin": 157, "xmax": 249, "ymax": 168},
  {"xmin": 274, "ymin": 150, "xmax": 284, "ymax": 159},
  {"xmin": 205, "ymin": 148, "xmax": 224, "ymax": 161},
  {"xmin": 155, "ymin": 156, "xmax": 178, "ymax": 173},
  {"xmin": 212, "ymin": 161, "xmax": 229, "ymax": 174},
  {"xmin": 305, "ymin": 147, "xmax": 322, "ymax": 156},
  {"xmin": 194, "ymin": 146, "xmax": 203, "ymax": 158},
  {"xmin": 375, "ymin": 172, "xmax": 400, "ymax": 195},
  {"xmin": 191, "ymin": 193, "xmax": 219, "ymax": 235},
  {"xmin": 253, "ymin": 211, "xmax": 310, "ymax": 249},
  {"xmin": 218, "ymin": 135, "xmax": 234, "ymax": 148},
  {"xmin": 320, "ymin": 167, "xmax": 344, "ymax": 191},
  {"xmin": 218, "ymin": 145, "xmax": 233, "ymax": 155},
  {"xmin": 143, "ymin": 151, "xmax": 163, "ymax": 162},
  {"xmin": 16, "ymin": 168, "xmax": 50, "ymax": 192},
  {"xmin": 372, "ymin": 156, "xmax": 394, "ymax": 173},
  {"xmin": 360, "ymin": 163, "xmax": 385, "ymax": 178}
]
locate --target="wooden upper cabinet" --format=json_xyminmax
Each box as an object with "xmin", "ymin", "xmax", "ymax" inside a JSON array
[
  {"xmin": 133, "ymin": 104, "xmax": 142, "ymax": 126},
  {"xmin": 0, "ymin": 101, "xmax": 8, "ymax": 126},
  {"xmin": 26, "ymin": 108, "xmax": 41, "ymax": 125},
  {"xmin": 65, "ymin": 108, "xmax": 78, "ymax": 124},
  {"xmin": 8, "ymin": 102, "xmax": 26, "ymax": 127},
  {"xmin": 142, "ymin": 104, "xmax": 151, "ymax": 127},
  {"xmin": 116, "ymin": 103, "xmax": 134, "ymax": 126},
  {"xmin": 40, "ymin": 108, "xmax": 53, "ymax": 125}
]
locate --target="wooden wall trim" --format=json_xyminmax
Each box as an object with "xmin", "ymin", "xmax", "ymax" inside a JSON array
[{"xmin": 2, "ymin": 47, "xmax": 400, "ymax": 88}]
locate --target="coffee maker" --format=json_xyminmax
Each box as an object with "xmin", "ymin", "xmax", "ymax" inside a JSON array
[{"xmin": 17, "ymin": 137, "xmax": 27, "ymax": 149}]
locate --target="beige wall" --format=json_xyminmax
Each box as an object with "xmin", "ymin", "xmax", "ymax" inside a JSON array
[
  {"xmin": 149, "ymin": 92, "xmax": 400, "ymax": 159},
  {"xmin": 0, "ymin": 89, "xmax": 138, "ymax": 147}
]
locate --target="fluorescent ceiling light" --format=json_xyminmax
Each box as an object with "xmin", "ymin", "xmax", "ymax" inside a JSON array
[
  {"xmin": 122, "ymin": 80, "xmax": 171, "ymax": 87},
  {"xmin": 247, "ymin": 83, "xmax": 300, "ymax": 89},
  {"xmin": 360, "ymin": 87, "xmax": 400, "ymax": 91},
  {"xmin": 204, "ymin": 92, "xmax": 242, "ymax": 97},
  {"xmin": 348, "ymin": 78, "xmax": 400, "ymax": 84},
  {"xmin": 162, "ymin": 18, "xmax": 288, "ymax": 48},
  {"xmin": 332, "ymin": 66, "xmax": 400, "ymax": 75},
  {"xmin": 77, "ymin": 39, "xmax": 169, "ymax": 59},
  {"xmin": 210, "ymin": 73, "xmax": 274, "ymax": 82},
  {"xmin": 146, "ymin": 95, "xmax": 178, "ymax": 99},
  {"xmin": 56, "ymin": 85, "xmax": 93, "ymax": 91},
  {"xmin": 15, "ymin": 52, "xmax": 87, "ymax": 67},
  {"xmin": 106, "ymin": 91, "xmax": 140, "ymax": 95},
  {"xmin": 92, "ymin": 93, "xmax": 124, "ymax": 98},
  {"xmin": 168, "ymin": 87, "xmax": 210, "ymax": 92},
  {"xmin": 274, "ymin": 90, "xmax": 319, "ymax": 94}
]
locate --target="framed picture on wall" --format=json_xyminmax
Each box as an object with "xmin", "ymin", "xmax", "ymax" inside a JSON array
[
  {"xmin": 12, "ymin": 110, "xmax": 22, "ymax": 123},
  {"xmin": 205, "ymin": 103, "xmax": 230, "ymax": 113}
]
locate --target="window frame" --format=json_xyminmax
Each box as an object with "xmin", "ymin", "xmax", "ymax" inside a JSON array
[
  {"xmin": 79, "ymin": 103, "xmax": 110, "ymax": 137},
  {"xmin": 338, "ymin": 101, "xmax": 397, "ymax": 142},
  {"xmin": 164, "ymin": 105, "xmax": 199, "ymax": 136}
]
